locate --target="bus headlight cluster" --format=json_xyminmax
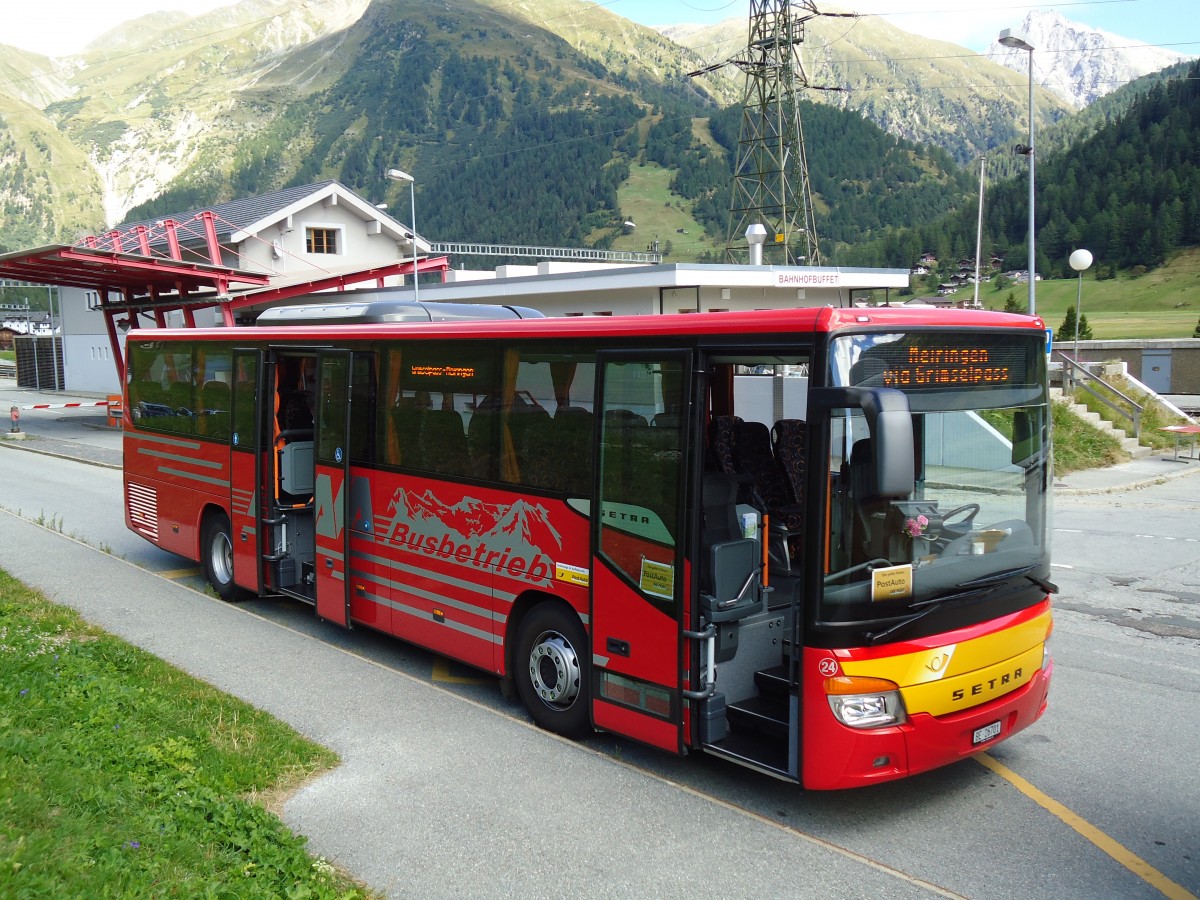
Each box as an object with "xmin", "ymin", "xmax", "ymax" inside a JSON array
[{"xmin": 825, "ymin": 676, "xmax": 907, "ymax": 728}]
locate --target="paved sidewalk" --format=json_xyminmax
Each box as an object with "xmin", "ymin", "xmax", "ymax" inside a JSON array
[{"xmin": 0, "ymin": 510, "xmax": 942, "ymax": 899}]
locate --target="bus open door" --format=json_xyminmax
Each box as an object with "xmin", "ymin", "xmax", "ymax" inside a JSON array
[
  {"xmin": 590, "ymin": 352, "xmax": 692, "ymax": 753},
  {"xmin": 313, "ymin": 349, "xmax": 353, "ymax": 626}
]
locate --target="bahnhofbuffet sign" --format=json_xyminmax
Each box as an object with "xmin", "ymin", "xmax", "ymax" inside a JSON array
[{"xmin": 775, "ymin": 272, "xmax": 842, "ymax": 286}]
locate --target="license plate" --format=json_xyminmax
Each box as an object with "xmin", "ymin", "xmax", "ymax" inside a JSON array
[{"xmin": 972, "ymin": 720, "xmax": 1002, "ymax": 745}]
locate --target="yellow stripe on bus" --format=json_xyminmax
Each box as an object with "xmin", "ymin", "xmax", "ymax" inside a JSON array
[{"xmin": 841, "ymin": 608, "xmax": 1051, "ymax": 716}]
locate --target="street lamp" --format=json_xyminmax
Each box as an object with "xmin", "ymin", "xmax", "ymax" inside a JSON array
[
  {"xmin": 385, "ymin": 168, "xmax": 419, "ymax": 302},
  {"xmin": 998, "ymin": 28, "xmax": 1036, "ymax": 317},
  {"xmin": 1069, "ymin": 249, "xmax": 1093, "ymax": 378}
]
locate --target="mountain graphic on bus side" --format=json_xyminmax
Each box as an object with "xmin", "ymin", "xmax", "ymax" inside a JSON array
[{"xmin": 381, "ymin": 488, "xmax": 562, "ymax": 554}]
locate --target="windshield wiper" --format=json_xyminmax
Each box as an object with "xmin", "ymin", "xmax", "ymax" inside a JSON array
[
  {"xmin": 864, "ymin": 585, "xmax": 995, "ymax": 645},
  {"xmin": 864, "ymin": 567, "xmax": 1058, "ymax": 646},
  {"xmin": 960, "ymin": 564, "xmax": 1058, "ymax": 595},
  {"xmin": 864, "ymin": 605, "xmax": 941, "ymax": 646}
]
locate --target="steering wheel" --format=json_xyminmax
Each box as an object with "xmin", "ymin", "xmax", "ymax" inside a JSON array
[{"xmin": 942, "ymin": 503, "xmax": 980, "ymax": 527}]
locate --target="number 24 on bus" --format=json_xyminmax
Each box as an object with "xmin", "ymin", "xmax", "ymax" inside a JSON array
[{"xmin": 122, "ymin": 298, "xmax": 1055, "ymax": 789}]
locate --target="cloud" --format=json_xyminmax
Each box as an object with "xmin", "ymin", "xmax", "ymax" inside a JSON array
[{"xmin": 5, "ymin": 1, "xmax": 230, "ymax": 57}]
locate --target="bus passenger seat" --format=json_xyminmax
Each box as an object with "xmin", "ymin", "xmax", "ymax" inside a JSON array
[
  {"xmin": 737, "ymin": 421, "xmax": 791, "ymax": 511},
  {"xmin": 772, "ymin": 419, "xmax": 807, "ymax": 506},
  {"xmin": 604, "ymin": 408, "xmax": 648, "ymax": 430},
  {"xmin": 467, "ymin": 403, "xmax": 503, "ymax": 480},
  {"xmin": 709, "ymin": 415, "xmax": 742, "ymax": 475},
  {"xmin": 390, "ymin": 399, "xmax": 425, "ymax": 467},
  {"xmin": 514, "ymin": 412, "xmax": 555, "ymax": 488},
  {"xmin": 421, "ymin": 409, "xmax": 469, "ymax": 476}
]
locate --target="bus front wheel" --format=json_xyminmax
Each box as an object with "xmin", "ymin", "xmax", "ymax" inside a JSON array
[
  {"xmin": 515, "ymin": 603, "xmax": 591, "ymax": 739},
  {"xmin": 201, "ymin": 512, "xmax": 237, "ymax": 602}
]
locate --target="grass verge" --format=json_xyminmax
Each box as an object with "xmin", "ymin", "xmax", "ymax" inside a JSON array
[
  {"xmin": 1052, "ymin": 400, "xmax": 1127, "ymax": 474},
  {"xmin": 0, "ymin": 568, "xmax": 368, "ymax": 898}
]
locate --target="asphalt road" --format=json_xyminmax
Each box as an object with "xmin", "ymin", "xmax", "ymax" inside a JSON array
[{"xmin": 1, "ymin": 401, "xmax": 1198, "ymax": 898}]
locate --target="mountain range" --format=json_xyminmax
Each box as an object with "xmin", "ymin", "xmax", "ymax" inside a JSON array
[
  {"xmin": 986, "ymin": 10, "xmax": 1192, "ymax": 110},
  {"xmin": 0, "ymin": 0, "xmax": 1192, "ymax": 264}
]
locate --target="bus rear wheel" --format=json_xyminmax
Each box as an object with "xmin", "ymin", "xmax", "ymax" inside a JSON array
[
  {"xmin": 515, "ymin": 603, "xmax": 591, "ymax": 739},
  {"xmin": 201, "ymin": 512, "xmax": 237, "ymax": 602}
]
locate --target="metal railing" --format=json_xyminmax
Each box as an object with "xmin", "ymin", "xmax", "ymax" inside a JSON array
[
  {"xmin": 1056, "ymin": 352, "xmax": 1142, "ymax": 439},
  {"xmin": 429, "ymin": 242, "xmax": 662, "ymax": 264}
]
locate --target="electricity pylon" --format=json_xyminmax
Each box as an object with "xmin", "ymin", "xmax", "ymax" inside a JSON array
[{"xmin": 691, "ymin": 1, "xmax": 852, "ymax": 266}]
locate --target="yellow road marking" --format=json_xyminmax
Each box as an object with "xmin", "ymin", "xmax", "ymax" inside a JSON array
[
  {"xmin": 431, "ymin": 657, "xmax": 490, "ymax": 685},
  {"xmin": 158, "ymin": 567, "xmax": 203, "ymax": 579},
  {"xmin": 977, "ymin": 753, "xmax": 1196, "ymax": 900}
]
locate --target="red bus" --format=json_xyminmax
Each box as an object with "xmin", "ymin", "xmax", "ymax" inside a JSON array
[{"xmin": 122, "ymin": 298, "xmax": 1054, "ymax": 788}]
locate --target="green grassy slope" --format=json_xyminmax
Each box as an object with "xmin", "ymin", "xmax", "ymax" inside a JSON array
[{"xmin": 976, "ymin": 246, "xmax": 1200, "ymax": 338}]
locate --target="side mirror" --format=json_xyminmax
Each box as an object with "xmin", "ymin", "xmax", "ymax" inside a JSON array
[
  {"xmin": 1011, "ymin": 410, "xmax": 1040, "ymax": 466},
  {"xmin": 809, "ymin": 386, "xmax": 915, "ymax": 498},
  {"xmin": 864, "ymin": 389, "xmax": 915, "ymax": 498}
]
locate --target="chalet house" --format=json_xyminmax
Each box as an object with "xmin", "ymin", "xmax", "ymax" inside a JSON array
[
  {"xmin": 57, "ymin": 181, "xmax": 428, "ymax": 392},
  {"xmin": 0, "ymin": 309, "xmax": 52, "ymax": 336}
]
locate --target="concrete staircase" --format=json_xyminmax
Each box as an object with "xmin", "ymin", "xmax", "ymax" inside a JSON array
[{"xmin": 1050, "ymin": 387, "xmax": 1152, "ymax": 458}]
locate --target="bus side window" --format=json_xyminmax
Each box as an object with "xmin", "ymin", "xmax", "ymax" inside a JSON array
[
  {"xmin": 512, "ymin": 353, "xmax": 595, "ymax": 494},
  {"xmin": 199, "ymin": 380, "xmax": 231, "ymax": 439},
  {"xmin": 349, "ymin": 351, "xmax": 376, "ymax": 464}
]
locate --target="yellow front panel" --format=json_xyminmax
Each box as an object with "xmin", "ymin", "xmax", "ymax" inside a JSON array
[
  {"xmin": 901, "ymin": 644, "xmax": 1043, "ymax": 716},
  {"xmin": 840, "ymin": 608, "xmax": 1051, "ymax": 715}
]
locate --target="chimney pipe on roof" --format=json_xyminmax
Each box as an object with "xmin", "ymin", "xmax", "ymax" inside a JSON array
[{"xmin": 746, "ymin": 223, "xmax": 768, "ymax": 266}]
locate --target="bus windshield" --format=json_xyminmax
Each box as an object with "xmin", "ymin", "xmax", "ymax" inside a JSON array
[{"xmin": 821, "ymin": 329, "xmax": 1051, "ymax": 630}]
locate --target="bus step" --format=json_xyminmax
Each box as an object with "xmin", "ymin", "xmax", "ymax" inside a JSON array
[
  {"xmin": 726, "ymin": 694, "xmax": 789, "ymax": 738},
  {"xmin": 754, "ymin": 665, "xmax": 793, "ymax": 697},
  {"xmin": 703, "ymin": 730, "xmax": 791, "ymax": 779}
]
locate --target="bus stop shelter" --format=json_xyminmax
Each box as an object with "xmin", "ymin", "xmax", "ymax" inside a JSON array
[{"xmin": 0, "ymin": 241, "xmax": 445, "ymax": 383}]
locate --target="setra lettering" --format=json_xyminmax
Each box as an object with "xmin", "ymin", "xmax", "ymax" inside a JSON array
[
  {"xmin": 951, "ymin": 667, "xmax": 1023, "ymax": 703},
  {"xmin": 605, "ymin": 509, "xmax": 650, "ymax": 525}
]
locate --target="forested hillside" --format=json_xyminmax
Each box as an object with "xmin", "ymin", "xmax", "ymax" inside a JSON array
[
  {"xmin": 127, "ymin": 10, "xmax": 976, "ymax": 261},
  {"xmin": 123, "ymin": 0, "xmax": 699, "ymax": 250},
  {"xmin": 642, "ymin": 102, "xmax": 974, "ymax": 256},
  {"xmin": 843, "ymin": 61, "xmax": 1200, "ymax": 279}
]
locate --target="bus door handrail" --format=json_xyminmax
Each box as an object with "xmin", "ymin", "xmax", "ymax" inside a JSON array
[{"xmin": 682, "ymin": 623, "xmax": 717, "ymax": 700}]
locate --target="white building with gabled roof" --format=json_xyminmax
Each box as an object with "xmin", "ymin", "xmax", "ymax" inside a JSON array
[
  {"xmin": 9, "ymin": 179, "xmax": 912, "ymax": 393},
  {"xmin": 53, "ymin": 181, "xmax": 430, "ymax": 392}
]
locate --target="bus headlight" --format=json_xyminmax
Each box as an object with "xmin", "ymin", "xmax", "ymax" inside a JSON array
[{"xmin": 825, "ymin": 676, "xmax": 907, "ymax": 728}]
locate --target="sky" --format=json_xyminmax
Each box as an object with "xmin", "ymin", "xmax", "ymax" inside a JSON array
[{"xmin": 4, "ymin": 0, "xmax": 1197, "ymax": 58}]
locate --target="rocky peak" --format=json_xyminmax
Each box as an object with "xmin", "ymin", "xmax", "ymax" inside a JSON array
[{"xmin": 986, "ymin": 10, "xmax": 1194, "ymax": 109}]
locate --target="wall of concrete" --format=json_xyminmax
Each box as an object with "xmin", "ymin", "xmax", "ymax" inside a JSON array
[{"xmin": 1052, "ymin": 339, "xmax": 1200, "ymax": 393}]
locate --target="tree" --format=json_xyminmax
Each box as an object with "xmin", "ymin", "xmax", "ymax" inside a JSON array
[
  {"xmin": 1193, "ymin": 317, "xmax": 1200, "ymax": 338},
  {"xmin": 1059, "ymin": 307, "xmax": 1094, "ymax": 342},
  {"xmin": 1059, "ymin": 306, "xmax": 1079, "ymax": 341},
  {"xmin": 1003, "ymin": 292, "xmax": 1021, "ymax": 313},
  {"xmin": 1078, "ymin": 313, "xmax": 1094, "ymax": 341}
]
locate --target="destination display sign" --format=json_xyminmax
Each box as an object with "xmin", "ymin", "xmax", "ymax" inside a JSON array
[
  {"xmin": 844, "ymin": 335, "xmax": 1039, "ymax": 390},
  {"xmin": 409, "ymin": 364, "xmax": 477, "ymax": 380},
  {"xmin": 880, "ymin": 346, "xmax": 1015, "ymax": 388},
  {"xmin": 400, "ymin": 344, "xmax": 493, "ymax": 392}
]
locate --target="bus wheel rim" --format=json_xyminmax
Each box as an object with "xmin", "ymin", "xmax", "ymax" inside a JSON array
[
  {"xmin": 528, "ymin": 631, "xmax": 580, "ymax": 709},
  {"xmin": 211, "ymin": 531, "xmax": 233, "ymax": 585}
]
